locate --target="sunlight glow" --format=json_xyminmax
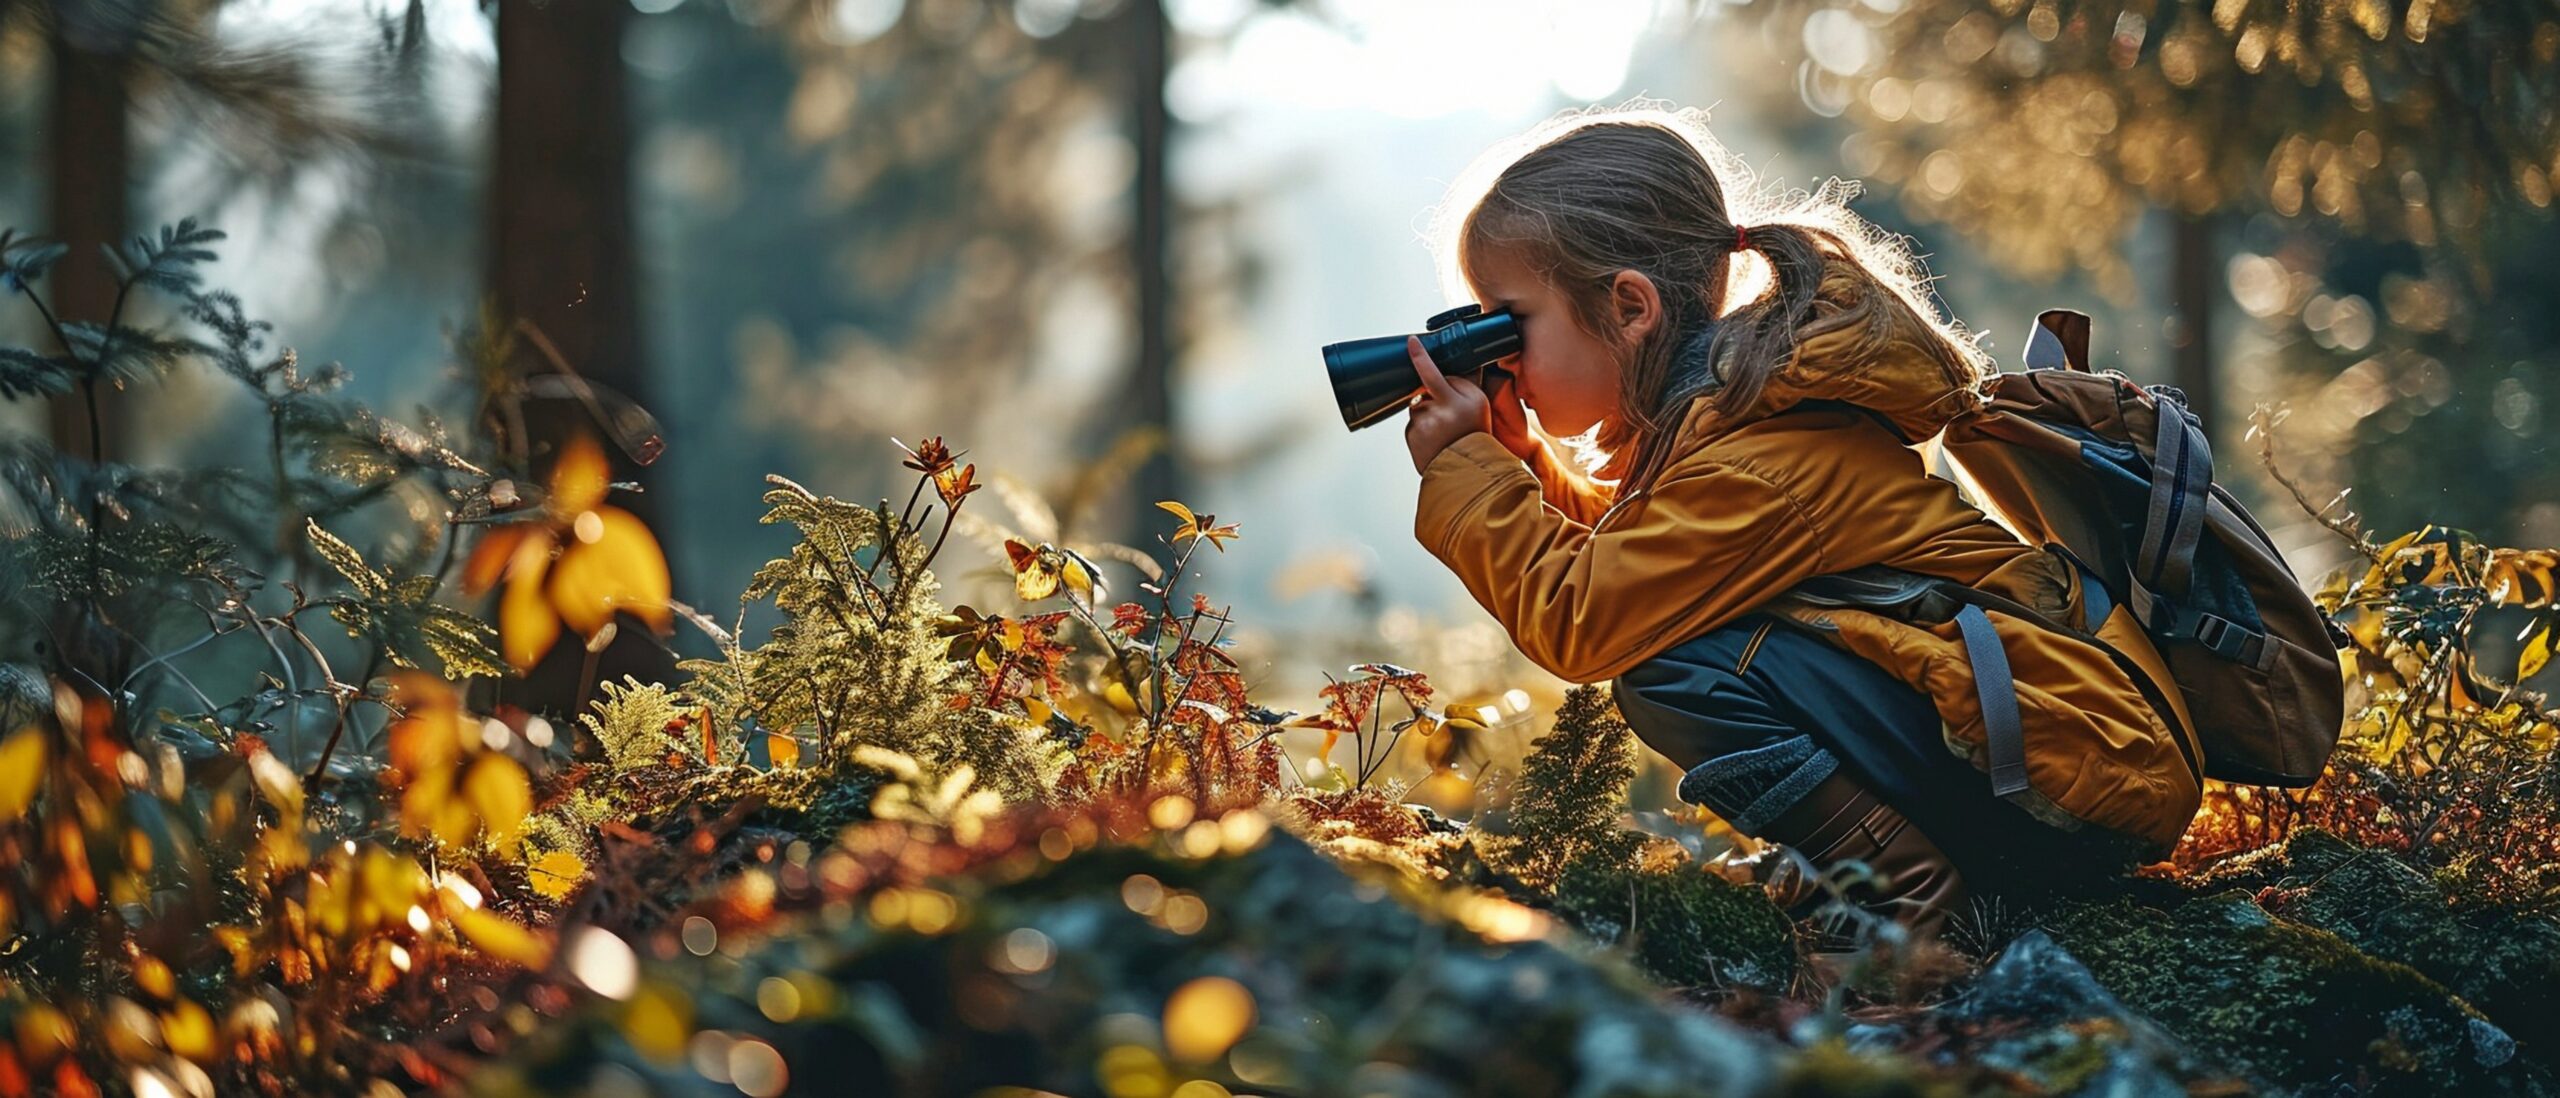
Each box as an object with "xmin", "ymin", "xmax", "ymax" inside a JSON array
[{"xmin": 1187, "ymin": 0, "xmax": 1687, "ymax": 123}]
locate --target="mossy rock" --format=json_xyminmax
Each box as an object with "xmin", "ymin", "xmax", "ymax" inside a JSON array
[
  {"xmin": 1764, "ymin": 1039, "xmax": 1968, "ymax": 1097},
  {"xmin": 491, "ymin": 827, "xmax": 1787, "ymax": 1097},
  {"xmin": 2045, "ymin": 892, "xmax": 2550, "ymax": 1094},
  {"xmin": 2199, "ymin": 829, "xmax": 2560, "ymax": 1068},
  {"xmin": 1545, "ymin": 849, "xmax": 1798, "ymax": 993}
]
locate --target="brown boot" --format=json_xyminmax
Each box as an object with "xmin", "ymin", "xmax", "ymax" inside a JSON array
[{"xmin": 1755, "ymin": 771, "xmax": 1970, "ymax": 944}]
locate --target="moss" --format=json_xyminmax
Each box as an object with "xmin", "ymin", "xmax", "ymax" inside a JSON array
[
  {"xmin": 2177, "ymin": 829, "xmax": 2560, "ymax": 1073},
  {"xmin": 2046, "ymin": 892, "xmax": 2545, "ymax": 1093},
  {"xmin": 1765, "ymin": 1040, "xmax": 1966, "ymax": 1098},
  {"xmin": 1547, "ymin": 850, "xmax": 1799, "ymax": 992},
  {"xmin": 2237, "ymin": 830, "xmax": 2560, "ymax": 1067},
  {"xmin": 497, "ymin": 829, "xmax": 1785, "ymax": 1097}
]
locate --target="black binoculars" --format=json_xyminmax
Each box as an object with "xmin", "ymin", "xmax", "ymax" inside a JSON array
[{"xmin": 1323, "ymin": 304, "xmax": 1522, "ymax": 431}]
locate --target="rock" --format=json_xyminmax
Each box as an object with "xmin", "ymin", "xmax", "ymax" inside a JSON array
[
  {"xmin": 2214, "ymin": 829, "xmax": 2560, "ymax": 1070},
  {"xmin": 2045, "ymin": 892, "xmax": 2556, "ymax": 1095},
  {"xmin": 494, "ymin": 829, "xmax": 1787, "ymax": 1097},
  {"xmin": 1940, "ymin": 929, "xmax": 2228, "ymax": 1097}
]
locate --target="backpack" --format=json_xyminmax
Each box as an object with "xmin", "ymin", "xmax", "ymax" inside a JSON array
[{"xmin": 1785, "ymin": 308, "xmax": 2349, "ymax": 794}]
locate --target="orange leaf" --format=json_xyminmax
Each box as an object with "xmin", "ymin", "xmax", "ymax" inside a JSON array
[
  {"xmin": 387, "ymin": 704, "xmax": 468, "ymax": 775},
  {"xmin": 460, "ymin": 523, "xmax": 533, "ymax": 597}
]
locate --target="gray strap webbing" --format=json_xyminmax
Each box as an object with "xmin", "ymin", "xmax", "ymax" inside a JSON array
[
  {"xmin": 1954, "ymin": 603, "xmax": 2030, "ymax": 797},
  {"xmin": 2126, "ymin": 575, "xmax": 2157, "ymax": 629},
  {"xmin": 2137, "ymin": 390, "xmax": 2211, "ymax": 597}
]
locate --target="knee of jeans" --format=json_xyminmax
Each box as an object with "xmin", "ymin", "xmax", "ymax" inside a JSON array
[
  {"xmin": 1676, "ymin": 733, "xmax": 1841, "ymax": 836},
  {"xmin": 1611, "ymin": 665, "xmax": 1794, "ymax": 771}
]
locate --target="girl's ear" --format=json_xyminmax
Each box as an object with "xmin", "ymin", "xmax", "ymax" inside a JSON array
[{"xmin": 1608, "ymin": 269, "xmax": 1663, "ymax": 345}]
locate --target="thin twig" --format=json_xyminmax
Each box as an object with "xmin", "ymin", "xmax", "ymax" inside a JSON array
[{"xmin": 2251, "ymin": 402, "xmax": 2368, "ymax": 556}]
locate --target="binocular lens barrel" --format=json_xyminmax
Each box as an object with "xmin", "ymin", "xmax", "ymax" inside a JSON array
[{"xmin": 1322, "ymin": 305, "xmax": 1523, "ymax": 431}]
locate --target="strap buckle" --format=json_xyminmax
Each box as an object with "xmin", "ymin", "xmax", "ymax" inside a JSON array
[{"xmin": 2184, "ymin": 609, "xmax": 2264, "ymax": 665}]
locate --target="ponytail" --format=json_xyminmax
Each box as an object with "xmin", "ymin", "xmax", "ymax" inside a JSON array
[{"xmin": 1437, "ymin": 105, "xmax": 1988, "ymax": 498}]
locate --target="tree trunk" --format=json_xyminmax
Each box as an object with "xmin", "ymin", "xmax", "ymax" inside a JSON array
[
  {"xmin": 489, "ymin": 0, "xmax": 667, "ymax": 718},
  {"xmin": 2169, "ymin": 211, "xmax": 2218, "ymax": 445},
  {"xmin": 489, "ymin": 0, "xmax": 645, "ymax": 451},
  {"xmin": 1125, "ymin": 0, "xmax": 1181, "ymax": 529},
  {"xmin": 44, "ymin": 0, "xmax": 135, "ymax": 460}
]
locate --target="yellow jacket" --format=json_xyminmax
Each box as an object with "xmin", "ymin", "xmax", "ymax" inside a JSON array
[{"xmin": 1415, "ymin": 268, "xmax": 2204, "ymax": 850}]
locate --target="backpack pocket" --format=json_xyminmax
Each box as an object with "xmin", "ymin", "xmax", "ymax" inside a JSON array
[{"xmin": 2169, "ymin": 625, "xmax": 2342, "ymax": 786}]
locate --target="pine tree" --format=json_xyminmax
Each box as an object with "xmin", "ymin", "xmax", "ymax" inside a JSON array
[{"xmin": 1475, "ymin": 685, "xmax": 1647, "ymax": 890}]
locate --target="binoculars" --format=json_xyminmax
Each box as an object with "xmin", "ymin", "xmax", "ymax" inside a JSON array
[{"xmin": 1323, "ymin": 304, "xmax": 1522, "ymax": 431}]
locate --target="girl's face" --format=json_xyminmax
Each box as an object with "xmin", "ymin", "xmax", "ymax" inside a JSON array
[{"xmin": 1464, "ymin": 245, "xmax": 1627, "ymax": 439}]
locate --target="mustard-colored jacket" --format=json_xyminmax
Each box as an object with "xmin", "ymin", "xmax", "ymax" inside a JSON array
[{"xmin": 1414, "ymin": 270, "xmax": 2205, "ymax": 850}]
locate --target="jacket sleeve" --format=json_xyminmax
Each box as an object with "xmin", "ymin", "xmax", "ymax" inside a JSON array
[
  {"xmin": 1524, "ymin": 441, "xmax": 1617, "ymax": 527},
  {"xmin": 1414, "ymin": 432, "xmax": 1839, "ymax": 683}
]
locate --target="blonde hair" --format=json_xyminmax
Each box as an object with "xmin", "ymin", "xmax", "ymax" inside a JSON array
[{"xmin": 1427, "ymin": 103, "xmax": 1988, "ymax": 494}]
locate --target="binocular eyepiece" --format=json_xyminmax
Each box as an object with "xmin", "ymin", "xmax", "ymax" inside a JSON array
[{"xmin": 1323, "ymin": 304, "xmax": 1522, "ymax": 431}]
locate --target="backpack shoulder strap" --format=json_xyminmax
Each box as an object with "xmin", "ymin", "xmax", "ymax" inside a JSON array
[
  {"xmin": 2136, "ymin": 385, "xmax": 2212, "ymax": 602},
  {"xmin": 1778, "ymin": 562, "xmax": 2204, "ymax": 794}
]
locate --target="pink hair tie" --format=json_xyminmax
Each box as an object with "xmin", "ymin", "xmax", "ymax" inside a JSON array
[{"xmin": 1733, "ymin": 223, "xmax": 1753, "ymax": 252}]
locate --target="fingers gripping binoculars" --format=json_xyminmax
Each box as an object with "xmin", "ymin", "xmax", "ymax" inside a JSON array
[{"xmin": 1323, "ymin": 304, "xmax": 1522, "ymax": 431}]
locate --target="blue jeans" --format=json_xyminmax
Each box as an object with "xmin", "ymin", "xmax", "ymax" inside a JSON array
[{"xmin": 1612, "ymin": 614, "xmax": 2125, "ymax": 893}]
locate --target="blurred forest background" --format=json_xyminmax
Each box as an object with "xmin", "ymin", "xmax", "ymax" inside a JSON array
[{"xmin": 2, "ymin": 0, "xmax": 2553, "ymax": 761}]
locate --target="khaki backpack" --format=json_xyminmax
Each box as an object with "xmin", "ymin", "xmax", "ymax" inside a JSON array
[{"xmin": 1786, "ymin": 309, "xmax": 2350, "ymax": 793}]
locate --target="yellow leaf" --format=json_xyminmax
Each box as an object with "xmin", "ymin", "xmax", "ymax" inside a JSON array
[
  {"xmin": 547, "ymin": 505, "xmax": 672, "ymax": 636},
  {"xmin": 401, "ymin": 771, "xmax": 456, "ymax": 844},
  {"xmin": 1155, "ymin": 501, "xmax": 1196, "ymax": 526},
  {"xmin": 2522, "ymin": 624, "xmax": 2553, "ymax": 681},
  {"xmin": 464, "ymin": 754, "xmax": 532, "ymax": 856},
  {"xmin": 1103, "ymin": 680, "xmax": 1140, "ymax": 716},
  {"xmin": 501, "ymin": 543, "xmax": 562, "ymax": 674},
  {"xmin": 133, "ymin": 954, "xmax": 175, "ymax": 1001},
  {"xmin": 246, "ymin": 746, "xmax": 304, "ymax": 817},
  {"xmin": 0, "ymin": 727, "xmax": 47, "ymax": 822},
  {"xmin": 549, "ymin": 432, "xmax": 611, "ymax": 518},
  {"xmin": 362, "ymin": 847, "xmax": 426, "ymax": 916},
  {"xmin": 449, "ymin": 905, "xmax": 551, "ymax": 969},
  {"xmin": 1014, "ymin": 561, "xmax": 1059, "ymax": 602},
  {"xmin": 162, "ymin": 1000, "xmax": 216, "ymax": 1063},
  {"xmin": 528, "ymin": 849, "xmax": 587, "ymax": 902},
  {"xmin": 767, "ymin": 732, "xmax": 800, "ymax": 770},
  {"xmin": 2348, "ymin": 606, "xmax": 2385, "ymax": 650}
]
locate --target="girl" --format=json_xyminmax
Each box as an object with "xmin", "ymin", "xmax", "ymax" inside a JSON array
[{"xmin": 1400, "ymin": 108, "xmax": 2203, "ymax": 940}]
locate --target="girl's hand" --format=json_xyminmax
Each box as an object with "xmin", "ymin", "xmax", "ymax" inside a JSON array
[
  {"xmin": 1403, "ymin": 337, "xmax": 1490, "ymax": 474},
  {"xmin": 1482, "ymin": 369, "xmax": 1541, "ymax": 464}
]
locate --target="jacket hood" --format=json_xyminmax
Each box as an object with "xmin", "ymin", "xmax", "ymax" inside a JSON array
[{"xmin": 1673, "ymin": 259, "xmax": 1989, "ymax": 448}]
